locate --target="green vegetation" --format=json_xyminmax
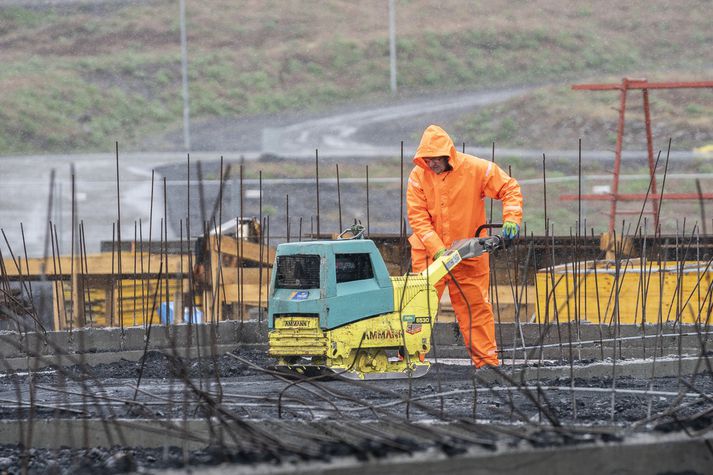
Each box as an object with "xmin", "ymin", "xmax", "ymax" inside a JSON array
[
  {"xmin": 457, "ymin": 82, "xmax": 713, "ymax": 151},
  {"xmin": 0, "ymin": 0, "xmax": 711, "ymax": 154},
  {"xmin": 0, "ymin": 6, "xmax": 51, "ymax": 29}
]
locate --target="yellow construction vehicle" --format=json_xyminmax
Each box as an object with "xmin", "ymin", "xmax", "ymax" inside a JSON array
[{"xmin": 268, "ymin": 224, "xmax": 505, "ymax": 380}]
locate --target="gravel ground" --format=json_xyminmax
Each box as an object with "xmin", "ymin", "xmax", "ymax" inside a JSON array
[
  {"xmin": 1, "ymin": 349, "xmax": 711, "ymax": 423},
  {"xmin": 0, "ymin": 349, "xmax": 710, "ymax": 473}
]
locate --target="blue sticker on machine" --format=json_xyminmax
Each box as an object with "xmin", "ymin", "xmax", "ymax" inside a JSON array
[
  {"xmin": 289, "ymin": 291, "xmax": 309, "ymax": 301},
  {"xmin": 402, "ymin": 314, "xmax": 416, "ymax": 322},
  {"xmin": 444, "ymin": 252, "xmax": 462, "ymax": 270}
]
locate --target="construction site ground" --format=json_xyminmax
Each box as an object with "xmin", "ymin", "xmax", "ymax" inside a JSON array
[{"xmin": 0, "ymin": 322, "xmax": 710, "ymax": 474}]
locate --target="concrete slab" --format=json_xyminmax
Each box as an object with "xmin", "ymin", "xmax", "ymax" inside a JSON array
[
  {"xmin": 0, "ymin": 322, "xmax": 709, "ymax": 371},
  {"xmin": 0, "ymin": 343, "xmax": 258, "ymax": 371},
  {"xmin": 43, "ymin": 330, "xmax": 71, "ymax": 355},
  {"xmin": 155, "ymin": 430, "xmax": 713, "ymax": 475},
  {"xmin": 0, "ymin": 418, "xmax": 710, "ymax": 475},
  {"xmin": 433, "ymin": 344, "xmax": 706, "ymax": 361},
  {"xmin": 75, "ymin": 327, "xmax": 124, "ymax": 353},
  {"xmin": 475, "ymin": 355, "xmax": 713, "ymax": 384}
]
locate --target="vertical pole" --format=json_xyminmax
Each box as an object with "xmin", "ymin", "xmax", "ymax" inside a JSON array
[
  {"xmin": 185, "ymin": 155, "xmax": 193, "ymax": 329},
  {"xmin": 19, "ymin": 223, "xmax": 37, "ymax": 318},
  {"xmin": 239, "ymin": 163, "xmax": 245, "ymax": 321},
  {"xmin": 542, "ymin": 154, "xmax": 549, "ymax": 324},
  {"xmin": 234, "ymin": 217, "xmax": 240, "ymax": 322},
  {"xmin": 642, "ymin": 86, "xmax": 660, "ymax": 231},
  {"xmin": 399, "ymin": 141, "xmax": 405, "ymax": 274},
  {"xmin": 50, "ymin": 224, "xmax": 63, "ymax": 330},
  {"xmin": 609, "ymin": 79, "xmax": 628, "ymax": 234},
  {"xmin": 217, "ymin": 158, "xmax": 224, "ymax": 321},
  {"xmin": 388, "ymin": 0, "xmax": 397, "ymax": 95},
  {"xmin": 43, "ymin": 169, "xmax": 56, "ymax": 277},
  {"xmin": 70, "ymin": 169, "xmax": 78, "ymax": 328},
  {"xmin": 178, "ymin": 219, "xmax": 183, "ymax": 325},
  {"xmin": 315, "ymin": 149, "xmax": 320, "ymax": 238},
  {"xmin": 115, "ymin": 142, "xmax": 123, "ymax": 330},
  {"xmin": 138, "ymin": 220, "xmax": 145, "ymax": 326},
  {"xmin": 336, "ymin": 164, "xmax": 343, "ymax": 232},
  {"xmin": 57, "ymin": 182, "xmax": 62, "ymax": 251},
  {"xmin": 489, "ymin": 142, "xmax": 495, "ymax": 224},
  {"xmin": 163, "ymin": 178, "xmax": 169, "ymax": 324},
  {"xmin": 286, "ymin": 194, "xmax": 290, "ymax": 242},
  {"xmin": 179, "ymin": 0, "xmax": 191, "ymax": 151},
  {"xmin": 266, "ymin": 216, "xmax": 271, "ymax": 291},
  {"xmin": 366, "ymin": 165, "xmax": 370, "ymax": 235},
  {"xmin": 133, "ymin": 221, "xmax": 137, "ymax": 327},
  {"xmin": 258, "ymin": 171, "xmax": 263, "ymax": 322},
  {"xmin": 578, "ymin": 138, "xmax": 582, "ymax": 236},
  {"xmin": 80, "ymin": 221, "xmax": 93, "ymax": 325},
  {"xmin": 110, "ymin": 223, "xmax": 115, "ymax": 328},
  {"xmin": 196, "ymin": 161, "xmax": 206, "ymax": 234},
  {"xmin": 542, "ymin": 154, "xmax": 548, "ymax": 237},
  {"xmin": 696, "ymin": 179, "xmax": 708, "ymax": 235}
]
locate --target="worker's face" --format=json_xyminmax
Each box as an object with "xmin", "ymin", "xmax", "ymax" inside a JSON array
[{"xmin": 423, "ymin": 156, "xmax": 449, "ymax": 174}]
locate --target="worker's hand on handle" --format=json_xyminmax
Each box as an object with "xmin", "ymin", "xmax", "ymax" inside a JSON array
[{"xmin": 502, "ymin": 221, "xmax": 520, "ymax": 239}]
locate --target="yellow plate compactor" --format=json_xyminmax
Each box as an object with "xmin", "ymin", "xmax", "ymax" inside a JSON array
[{"xmin": 267, "ymin": 225, "xmax": 504, "ymax": 380}]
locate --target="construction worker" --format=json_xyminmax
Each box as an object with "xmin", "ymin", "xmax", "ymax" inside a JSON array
[{"xmin": 407, "ymin": 125, "xmax": 523, "ymax": 367}]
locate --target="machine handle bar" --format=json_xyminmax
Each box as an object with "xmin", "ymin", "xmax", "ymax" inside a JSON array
[{"xmin": 475, "ymin": 223, "xmax": 503, "ymax": 237}]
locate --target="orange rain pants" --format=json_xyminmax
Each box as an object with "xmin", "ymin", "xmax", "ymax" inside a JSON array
[{"xmin": 407, "ymin": 125, "xmax": 523, "ymax": 368}]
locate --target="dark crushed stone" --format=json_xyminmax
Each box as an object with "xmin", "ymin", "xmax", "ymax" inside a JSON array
[
  {"xmin": 0, "ymin": 437, "xmax": 427, "ymax": 474},
  {"xmin": 20, "ymin": 348, "xmax": 272, "ymax": 384}
]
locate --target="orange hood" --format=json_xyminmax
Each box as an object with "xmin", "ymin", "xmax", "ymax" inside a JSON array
[{"xmin": 413, "ymin": 125, "xmax": 462, "ymax": 171}]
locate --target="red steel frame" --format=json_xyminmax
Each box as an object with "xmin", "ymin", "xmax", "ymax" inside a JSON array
[{"xmin": 561, "ymin": 78, "xmax": 713, "ymax": 234}]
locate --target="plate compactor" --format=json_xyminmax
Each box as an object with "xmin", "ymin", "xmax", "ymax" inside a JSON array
[{"xmin": 267, "ymin": 225, "xmax": 504, "ymax": 380}]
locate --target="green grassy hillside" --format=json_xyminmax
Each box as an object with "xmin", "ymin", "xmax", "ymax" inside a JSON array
[
  {"xmin": 1, "ymin": 0, "xmax": 711, "ymax": 154},
  {"xmin": 457, "ymin": 76, "xmax": 713, "ymax": 152}
]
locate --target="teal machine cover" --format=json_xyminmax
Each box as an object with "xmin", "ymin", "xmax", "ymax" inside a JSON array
[{"xmin": 268, "ymin": 239, "xmax": 394, "ymax": 329}]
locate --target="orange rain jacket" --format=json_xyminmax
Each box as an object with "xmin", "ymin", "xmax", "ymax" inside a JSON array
[
  {"xmin": 406, "ymin": 125, "xmax": 523, "ymax": 367},
  {"xmin": 407, "ymin": 125, "xmax": 523, "ymax": 270}
]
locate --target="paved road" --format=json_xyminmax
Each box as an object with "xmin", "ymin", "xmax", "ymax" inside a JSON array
[
  {"xmin": 149, "ymin": 88, "xmax": 528, "ymax": 156},
  {"xmin": 0, "ymin": 152, "xmax": 232, "ymax": 258},
  {"xmin": 259, "ymin": 88, "xmax": 528, "ymax": 157}
]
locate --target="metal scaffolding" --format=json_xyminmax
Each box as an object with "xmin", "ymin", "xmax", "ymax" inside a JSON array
[{"xmin": 562, "ymin": 78, "xmax": 713, "ymax": 234}]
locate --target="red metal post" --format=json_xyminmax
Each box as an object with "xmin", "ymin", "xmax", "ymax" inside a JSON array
[
  {"xmin": 642, "ymin": 87, "xmax": 660, "ymax": 232},
  {"xmin": 609, "ymin": 79, "xmax": 628, "ymax": 233}
]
